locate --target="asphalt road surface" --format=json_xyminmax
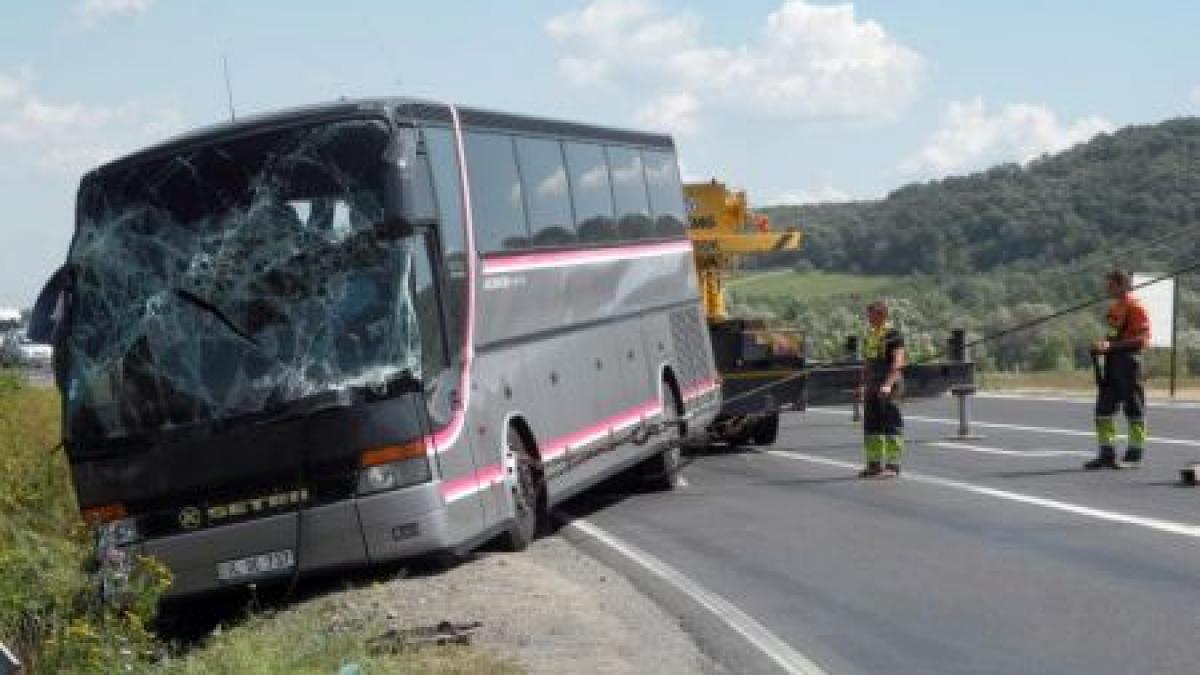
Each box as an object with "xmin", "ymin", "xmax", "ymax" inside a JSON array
[{"xmin": 563, "ymin": 393, "xmax": 1200, "ymax": 675}]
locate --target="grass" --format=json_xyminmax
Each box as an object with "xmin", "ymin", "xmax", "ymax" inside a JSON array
[
  {"xmin": 0, "ymin": 372, "xmax": 520, "ymax": 674},
  {"xmin": 728, "ymin": 270, "xmax": 901, "ymax": 302},
  {"xmin": 158, "ymin": 599, "xmax": 519, "ymax": 674}
]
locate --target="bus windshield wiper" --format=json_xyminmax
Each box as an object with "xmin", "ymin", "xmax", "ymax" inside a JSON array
[
  {"xmin": 173, "ymin": 288, "xmax": 258, "ymax": 346},
  {"xmin": 348, "ymin": 368, "xmax": 421, "ymax": 401},
  {"xmin": 257, "ymin": 389, "xmax": 355, "ymax": 426}
]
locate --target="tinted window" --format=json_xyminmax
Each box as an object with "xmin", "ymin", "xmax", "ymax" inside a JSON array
[
  {"xmin": 516, "ymin": 137, "xmax": 575, "ymax": 247},
  {"xmin": 410, "ymin": 231, "xmax": 447, "ymax": 382},
  {"xmin": 643, "ymin": 149, "xmax": 687, "ymax": 237},
  {"xmin": 564, "ymin": 142, "xmax": 616, "ymax": 244},
  {"xmin": 607, "ymin": 146, "xmax": 653, "ymax": 240},
  {"xmin": 464, "ymin": 132, "xmax": 528, "ymax": 252},
  {"xmin": 424, "ymin": 126, "xmax": 466, "ymax": 354}
]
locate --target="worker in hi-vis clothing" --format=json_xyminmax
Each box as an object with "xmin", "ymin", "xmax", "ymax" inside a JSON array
[
  {"xmin": 856, "ymin": 300, "xmax": 906, "ymax": 478},
  {"xmin": 1085, "ymin": 269, "xmax": 1151, "ymax": 470}
]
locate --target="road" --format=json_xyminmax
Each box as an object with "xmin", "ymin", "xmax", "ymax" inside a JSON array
[{"xmin": 562, "ymin": 394, "xmax": 1200, "ymax": 674}]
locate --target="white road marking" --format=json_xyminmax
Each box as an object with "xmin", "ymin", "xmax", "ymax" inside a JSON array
[
  {"xmin": 926, "ymin": 441, "xmax": 1089, "ymax": 458},
  {"xmin": 556, "ymin": 514, "xmax": 827, "ymax": 675},
  {"xmin": 803, "ymin": 408, "xmax": 1200, "ymax": 448},
  {"xmin": 977, "ymin": 392, "xmax": 1200, "ymax": 409},
  {"xmin": 764, "ymin": 450, "xmax": 1200, "ymax": 539}
]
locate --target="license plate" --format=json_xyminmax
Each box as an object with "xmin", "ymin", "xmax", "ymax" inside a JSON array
[{"xmin": 216, "ymin": 549, "xmax": 295, "ymax": 581}]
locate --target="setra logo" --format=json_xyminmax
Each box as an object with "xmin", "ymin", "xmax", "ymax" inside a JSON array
[{"xmin": 176, "ymin": 489, "xmax": 309, "ymax": 530}]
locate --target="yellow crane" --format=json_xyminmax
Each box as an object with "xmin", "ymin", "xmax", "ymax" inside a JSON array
[
  {"xmin": 684, "ymin": 179, "xmax": 804, "ymax": 445},
  {"xmin": 685, "ymin": 179, "xmax": 802, "ymax": 321},
  {"xmin": 684, "ymin": 179, "xmax": 976, "ymax": 446}
]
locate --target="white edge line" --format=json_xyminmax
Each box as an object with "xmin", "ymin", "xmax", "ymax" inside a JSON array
[
  {"xmin": 557, "ymin": 514, "xmax": 826, "ymax": 675},
  {"xmin": 976, "ymin": 392, "xmax": 1200, "ymax": 409},
  {"xmin": 803, "ymin": 408, "xmax": 1200, "ymax": 448},
  {"xmin": 764, "ymin": 450, "xmax": 1200, "ymax": 539},
  {"xmin": 926, "ymin": 441, "xmax": 1090, "ymax": 457}
]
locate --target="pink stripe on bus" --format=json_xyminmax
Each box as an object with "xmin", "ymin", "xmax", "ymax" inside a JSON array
[{"xmin": 483, "ymin": 240, "xmax": 692, "ymax": 275}]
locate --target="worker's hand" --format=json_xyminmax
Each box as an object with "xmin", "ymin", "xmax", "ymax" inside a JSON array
[
  {"xmin": 879, "ymin": 383, "xmax": 893, "ymax": 398},
  {"xmin": 1091, "ymin": 340, "xmax": 1110, "ymax": 354}
]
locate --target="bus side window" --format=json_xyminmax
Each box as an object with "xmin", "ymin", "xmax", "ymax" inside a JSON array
[
  {"xmin": 423, "ymin": 126, "xmax": 466, "ymax": 357},
  {"xmin": 564, "ymin": 142, "xmax": 616, "ymax": 244},
  {"xmin": 606, "ymin": 145, "xmax": 654, "ymax": 241},
  {"xmin": 515, "ymin": 137, "xmax": 576, "ymax": 248},
  {"xmin": 463, "ymin": 132, "xmax": 530, "ymax": 253},
  {"xmin": 642, "ymin": 149, "xmax": 687, "ymax": 238},
  {"xmin": 409, "ymin": 231, "xmax": 448, "ymax": 382}
]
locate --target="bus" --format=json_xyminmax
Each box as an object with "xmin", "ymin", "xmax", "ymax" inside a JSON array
[{"xmin": 28, "ymin": 99, "xmax": 721, "ymax": 598}]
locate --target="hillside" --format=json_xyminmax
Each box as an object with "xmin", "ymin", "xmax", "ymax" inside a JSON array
[
  {"xmin": 735, "ymin": 117, "xmax": 1200, "ymax": 374},
  {"xmin": 760, "ymin": 117, "xmax": 1200, "ymax": 276}
]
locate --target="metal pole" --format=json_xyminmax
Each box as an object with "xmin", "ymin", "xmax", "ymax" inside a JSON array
[
  {"xmin": 1170, "ymin": 274, "xmax": 1180, "ymax": 399},
  {"xmin": 957, "ymin": 392, "xmax": 970, "ymax": 438},
  {"xmin": 846, "ymin": 335, "xmax": 861, "ymax": 422}
]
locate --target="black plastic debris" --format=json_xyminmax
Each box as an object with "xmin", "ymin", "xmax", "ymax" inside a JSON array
[{"xmin": 367, "ymin": 620, "xmax": 483, "ymax": 653}]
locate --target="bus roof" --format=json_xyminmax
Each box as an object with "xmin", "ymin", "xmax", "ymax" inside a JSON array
[{"xmin": 88, "ymin": 97, "xmax": 676, "ymax": 178}]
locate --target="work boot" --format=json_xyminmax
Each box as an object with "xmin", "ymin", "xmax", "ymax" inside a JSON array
[
  {"xmin": 879, "ymin": 463, "xmax": 901, "ymax": 479},
  {"xmin": 1083, "ymin": 448, "xmax": 1121, "ymax": 470},
  {"xmin": 858, "ymin": 461, "xmax": 882, "ymax": 478},
  {"xmin": 1121, "ymin": 448, "xmax": 1143, "ymax": 469}
]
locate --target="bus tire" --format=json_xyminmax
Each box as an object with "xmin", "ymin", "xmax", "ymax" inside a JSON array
[
  {"xmin": 644, "ymin": 381, "xmax": 685, "ymax": 491},
  {"xmin": 501, "ymin": 425, "xmax": 544, "ymax": 552},
  {"xmin": 751, "ymin": 413, "xmax": 780, "ymax": 445}
]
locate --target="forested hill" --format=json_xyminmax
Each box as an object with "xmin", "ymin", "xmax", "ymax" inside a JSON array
[{"xmin": 760, "ymin": 117, "xmax": 1200, "ymax": 275}]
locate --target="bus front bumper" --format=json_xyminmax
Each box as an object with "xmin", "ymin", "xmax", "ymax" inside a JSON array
[{"xmin": 137, "ymin": 483, "xmax": 453, "ymax": 598}]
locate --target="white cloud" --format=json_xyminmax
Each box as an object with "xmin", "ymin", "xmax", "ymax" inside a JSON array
[
  {"xmin": 902, "ymin": 98, "xmax": 1113, "ymax": 178},
  {"xmin": 547, "ymin": 0, "xmax": 923, "ymax": 127},
  {"xmin": 0, "ymin": 68, "xmax": 184, "ymax": 176},
  {"xmin": 763, "ymin": 185, "xmax": 851, "ymax": 206},
  {"xmin": 75, "ymin": 0, "xmax": 156, "ymax": 22},
  {"xmin": 634, "ymin": 92, "xmax": 700, "ymax": 135},
  {"xmin": 1190, "ymin": 85, "xmax": 1200, "ymax": 108}
]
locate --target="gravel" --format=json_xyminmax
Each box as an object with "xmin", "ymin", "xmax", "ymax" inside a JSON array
[{"xmin": 328, "ymin": 536, "xmax": 723, "ymax": 674}]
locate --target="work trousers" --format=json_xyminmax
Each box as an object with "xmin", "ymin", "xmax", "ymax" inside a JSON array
[
  {"xmin": 863, "ymin": 386, "xmax": 904, "ymax": 464},
  {"xmin": 1095, "ymin": 353, "xmax": 1146, "ymax": 452}
]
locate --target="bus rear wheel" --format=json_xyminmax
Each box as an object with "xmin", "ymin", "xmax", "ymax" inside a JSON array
[
  {"xmin": 642, "ymin": 382, "xmax": 685, "ymax": 491},
  {"xmin": 501, "ymin": 426, "xmax": 544, "ymax": 552}
]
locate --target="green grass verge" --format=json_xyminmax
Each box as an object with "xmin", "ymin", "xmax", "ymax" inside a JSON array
[
  {"xmin": 158, "ymin": 601, "xmax": 519, "ymax": 674},
  {"xmin": 728, "ymin": 271, "xmax": 901, "ymax": 302},
  {"xmin": 0, "ymin": 374, "xmax": 519, "ymax": 673}
]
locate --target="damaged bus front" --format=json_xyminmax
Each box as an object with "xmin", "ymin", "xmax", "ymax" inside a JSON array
[{"xmin": 31, "ymin": 109, "xmax": 452, "ymax": 597}]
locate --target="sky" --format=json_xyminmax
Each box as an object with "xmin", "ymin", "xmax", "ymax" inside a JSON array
[{"xmin": 3, "ymin": 0, "xmax": 1200, "ymax": 308}]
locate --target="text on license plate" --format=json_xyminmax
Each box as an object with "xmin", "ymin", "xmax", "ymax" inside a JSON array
[{"xmin": 216, "ymin": 549, "xmax": 295, "ymax": 581}]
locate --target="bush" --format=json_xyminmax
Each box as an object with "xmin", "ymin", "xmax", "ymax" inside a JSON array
[{"xmin": 0, "ymin": 385, "xmax": 171, "ymax": 673}]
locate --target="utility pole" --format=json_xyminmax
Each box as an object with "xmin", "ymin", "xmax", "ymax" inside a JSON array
[{"xmin": 1169, "ymin": 272, "xmax": 1180, "ymax": 399}]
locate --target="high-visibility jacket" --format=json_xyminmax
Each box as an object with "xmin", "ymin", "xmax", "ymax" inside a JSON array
[{"xmin": 1105, "ymin": 293, "xmax": 1150, "ymax": 352}]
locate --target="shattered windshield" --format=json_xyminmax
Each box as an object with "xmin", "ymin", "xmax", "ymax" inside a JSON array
[{"xmin": 65, "ymin": 117, "xmax": 423, "ymax": 444}]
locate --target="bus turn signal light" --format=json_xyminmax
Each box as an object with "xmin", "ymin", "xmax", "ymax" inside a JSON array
[
  {"xmin": 360, "ymin": 440, "xmax": 426, "ymax": 467},
  {"xmin": 82, "ymin": 503, "xmax": 127, "ymax": 525}
]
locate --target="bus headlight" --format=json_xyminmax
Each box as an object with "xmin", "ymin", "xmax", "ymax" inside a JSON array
[
  {"xmin": 357, "ymin": 440, "xmax": 430, "ymax": 495},
  {"xmin": 98, "ymin": 516, "xmax": 142, "ymax": 548}
]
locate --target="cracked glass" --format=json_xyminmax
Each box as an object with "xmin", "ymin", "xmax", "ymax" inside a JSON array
[{"xmin": 65, "ymin": 117, "xmax": 425, "ymax": 445}]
